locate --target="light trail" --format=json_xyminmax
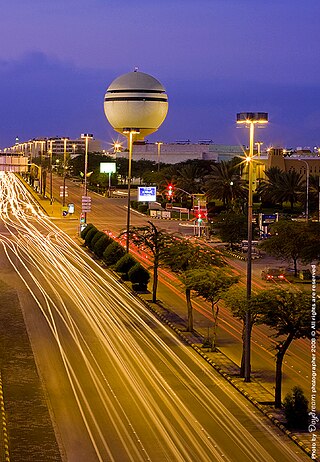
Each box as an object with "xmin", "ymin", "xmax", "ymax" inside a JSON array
[
  {"xmin": 0, "ymin": 172, "xmax": 310, "ymax": 462},
  {"xmin": 129, "ymin": 236, "xmax": 315, "ymax": 396}
]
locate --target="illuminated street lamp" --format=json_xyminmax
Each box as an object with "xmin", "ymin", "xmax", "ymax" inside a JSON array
[
  {"xmin": 123, "ymin": 128, "xmax": 140, "ymax": 253},
  {"xmin": 61, "ymin": 138, "xmax": 69, "ymax": 207},
  {"xmin": 81, "ymin": 133, "xmax": 93, "ymax": 222},
  {"xmin": 316, "ymin": 147, "xmax": 320, "ymax": 222},
  {"xmin": 318, "ymin": 173, "xmax": 320, "ymax": 223},
  {"xmin": 155, "ymin": 141, "xmax": 163, "ymax": 172},
  {"xmin": 236, "ymin": 112, "xmax": 268, "ymax": 382},
  {"xmin": 37, "ymin": 140, "xmax": 46, "ymax": 195},
  {"xmin": 49, "ymin": 140, "xmax": 53, "ymax": 205},
  {"xmin": 298, "ymin": 158, "xmax": 310, "ymax": 221},
  {"xmin": 113, "ymin": 141, "xmax": 122, "ymax": 154},
  {"xmin": 255, "ymin": 141, "xmax": 263, "ymax": 159}
]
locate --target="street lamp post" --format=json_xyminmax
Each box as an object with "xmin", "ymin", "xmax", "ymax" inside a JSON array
[
  {"xmin": 255, "ymin": 141, "xmax": 263, "ymax": 159},
  {"xmin": 298, "ymin": 159, "xmax": 309, "ymax": 221},
  {"xmin": 236, "ymin": 112, "xmax": 268, "ymax": 382},
  {"xmin": 81, "ymin": 133, "xmax": 93, "ymax": 223},
  {"xmin": 113, "ymin": 141, "xmax": 122, "ymax": 154},
  {"xmin": 62, "ymin": 138, "xmax": 68, "ymax": 207},
  {"xmin": 49, "ymin": 140, "xmax": 53, "ymax": 205},
  {"xmin": 155, "ymin": 141, "xmax": 163, "ymax": 172},
  {"xmin": 29, "ymin": 142, "xmax": 33, "ymax": 165},
  {"xmin": 318, "ymin": 175, "xmax": 320, "ymax": 223},
  {"xmin": 123, "ymin": 128, "xmax": 140, "ymax": 253},
  {"xmin": 40, "ymin": 140, "xmax": 45, "ymax": 195}
]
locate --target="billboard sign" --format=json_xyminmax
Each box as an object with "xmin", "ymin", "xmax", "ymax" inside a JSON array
[
  {"xmin": 262, "ymin": 214, "xmax": 277, "ymax": 224},
  {"xmin": 138, "ymin": 187, "xmax": 157, "ymax": 202},
  {"xmin": 100, "ymin": 162, "xmax": 116, "ymax": 174}
]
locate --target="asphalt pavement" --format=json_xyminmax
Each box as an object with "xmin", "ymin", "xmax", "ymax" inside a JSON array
[{"xmin": 18, "ymin": 174, "xmax": 318, "ymax": 461}]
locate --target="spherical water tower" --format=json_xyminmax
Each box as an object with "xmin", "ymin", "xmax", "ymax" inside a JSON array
[
  {"xmin": 104, "ymin": 70, "xmax": 168, "ymax": 140},
  {"xmin": 103, "ymin": 70, "xmax": 168, "ymax": 252}
]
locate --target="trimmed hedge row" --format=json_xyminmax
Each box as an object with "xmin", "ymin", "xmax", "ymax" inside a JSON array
[{"xmin": 80, "ymin": 224, "xmax": 150, "ymax": 291}]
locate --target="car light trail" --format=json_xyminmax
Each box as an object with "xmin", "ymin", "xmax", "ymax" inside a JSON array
[{"xmin": 0, "ymin": 173, "xmax": 310, "ymax": 462}]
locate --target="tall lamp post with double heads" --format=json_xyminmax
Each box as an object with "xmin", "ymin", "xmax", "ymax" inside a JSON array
[
  {"xmin": 123, "ymin": 128, "xmax": 140, "ymax": 252},
  {"xmin": 81, "ymin": 133, "xmax": 93, "ymax": 222},
  {"xmin": 317, "ymin": 147, "xmax": 320, "ymax": 222},
  {"xmin": 236, "ymin": 112, "xmax": 268, "ymax": 382},
  {"xmin": 104, "ymin": 70, "xmax": 168, "ymax": 253},
  {"xmin": 298, "ymin": 158, "xmax": 309, "ymax": 221},
  {"xmin": 49, "ymin": 139, "xmax": 53, "ymax": 205},
  {"xmin": 62, "ymin": 138, "xmax": 68, "ymax": 207},
  {"xmin": 155, "ymin": 141, "xmax": 163, "ymax": 172}
]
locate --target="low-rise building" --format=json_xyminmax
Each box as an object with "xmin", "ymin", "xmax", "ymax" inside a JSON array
[
  {"xmin": 116, "ymin": 141, "xmax": 245, "ymax": 164},
  {"xmin": 0, "ymin": 154, "xmax": 29, "ymax": 172},
  {"xmin": 263, "ymin": 147, "xmax": 320, "ymax": 179},
  {"xmin": 3, "ymin": 136, "xmax": 102, "ymax": 159}
]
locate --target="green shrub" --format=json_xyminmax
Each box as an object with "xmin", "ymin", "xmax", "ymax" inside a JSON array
[
  {"xmin": 137, "ymin": 204, "xmax": 148, "ymax": 214},
  {"xmin": 103, "ymin": 241, "xmax": 126, "ymax": 266},
  {"xmin": 80, "ymin": 223, "xmax": 95, "ymax": 239},
  {"xmin": 84, "ymin": 226, "xmax": 98, "ymax": 247},
  {"xmin": 283, "ymin": 386, "xmax": 309, "ymax": 429},
  {"xmin": 89, "ymin": 230, "xmax": 105, "ymax": 251},
  {"xmin": 114, "ymin": 253, "xmax": 137, "ymax": 280},
  {"xmin": 93, "ymin": 234, "xmax": 113, "ymax": 258},
  {"xmin": 128, "ymin": 263, "xmax": 150, "ymax": 291}
]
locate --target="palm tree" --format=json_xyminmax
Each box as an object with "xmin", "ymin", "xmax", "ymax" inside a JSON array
[
  {"xmin": 204, "ymin": 160, "xmax": 247, "ymax": 208},
  {"xmin": 175, "ymin": 163, "xmax": 206, "ymax": 195},
  {"xmin": 259, "ymin": 167, "xmax": 304, "ymax": 210},
  {"xmin": 258, "ymin": 166, "xmax": 284, "ymax": 205},
  {"xmin": 279, "ymin": 171, "xmax": 304, "ymax": 210}
]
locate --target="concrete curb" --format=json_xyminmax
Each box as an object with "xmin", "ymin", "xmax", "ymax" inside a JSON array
[
  {"xmin": 0, "ymin": 374, "xmax": 10, "ymax": 462},
  {"xmin": 137, "ymin": 296, "xmax": 315, "ymax": 461},
  {"xmin": 223, "ymin": 250, "xmax": 261, "ymax": 261}
]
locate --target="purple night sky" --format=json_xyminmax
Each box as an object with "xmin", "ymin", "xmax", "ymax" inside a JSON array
[{"xmin": 1, "ymin": 0, "xmax": 319, "ymax": 150}]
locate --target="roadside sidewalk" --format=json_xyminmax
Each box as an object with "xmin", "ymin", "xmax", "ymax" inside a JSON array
[{"xmin": 19, "ymin": 177, "xmax": 63, "ymax": 219}]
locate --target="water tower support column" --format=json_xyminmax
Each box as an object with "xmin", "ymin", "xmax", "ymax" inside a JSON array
[{"xmin": 123, "ymin": 128, "xmax": 140, "ymax": 253}]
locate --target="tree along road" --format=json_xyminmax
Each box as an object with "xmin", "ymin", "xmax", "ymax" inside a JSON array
[{"xmin": 51, "ymin": 175, "xmax": 317, "ymax": 401}]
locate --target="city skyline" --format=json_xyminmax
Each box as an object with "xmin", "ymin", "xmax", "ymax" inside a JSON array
[{"xmin": 0, "ymin": 0, "xmax": 320, "ymax": 149}]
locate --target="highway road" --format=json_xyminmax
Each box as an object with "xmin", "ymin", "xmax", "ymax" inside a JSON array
[
  {"xmin": 0, "ymin": 172, "xmax": 312, "ymax": 461},
  {"xmin": 51, "ymin": 175, "xmax": 318, "ymax": 400}
]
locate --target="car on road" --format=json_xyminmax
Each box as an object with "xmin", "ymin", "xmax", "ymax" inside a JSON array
[{"xmin": 261, "ymin": 267, "xmax": 286, "ymax": 281}]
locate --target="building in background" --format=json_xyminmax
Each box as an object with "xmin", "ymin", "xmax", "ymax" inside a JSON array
[
  {"xmin": 0, "ymin": 154, "xmax": 29, "ymax": 172},
  {"xmin": 116, "ymin": 140, "xmax": 245, "ymax": 164},
  {"xmin": 3, "ymin": 136, "xmax": 319, "ymax": 180},
  {"xmin": 3, "ymin": 136, "xmax": 103, "ymax": 159},
  {"xmin": 256, "ymin": 147, "xmax": 320, "ymax": 179},
  {"xmin": 242, "ymin": 146, "xmax": 320, "ymax": 192}
]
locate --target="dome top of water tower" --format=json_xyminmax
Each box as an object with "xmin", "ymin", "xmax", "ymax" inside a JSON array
[
  {"xmin": 107, "ymin": 70, "xmax": 166, "ymax": 93},
  {"xmin": 104, "ymin": 70, "xmax": 168, "ymax": 139}
]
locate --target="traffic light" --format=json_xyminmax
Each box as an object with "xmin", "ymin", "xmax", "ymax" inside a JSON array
[
  {"xmin": 167, "ymin": 184, "xmax": 174, "ymax": 201},
  {"xmin": 197, "ymin": 212, "xmax": 203, "ymax": 223}
]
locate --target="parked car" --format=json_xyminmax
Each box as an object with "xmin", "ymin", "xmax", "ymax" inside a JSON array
[{"xmin": 261, "ymin": 267, "xmax": 286, "ymax": 281}]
